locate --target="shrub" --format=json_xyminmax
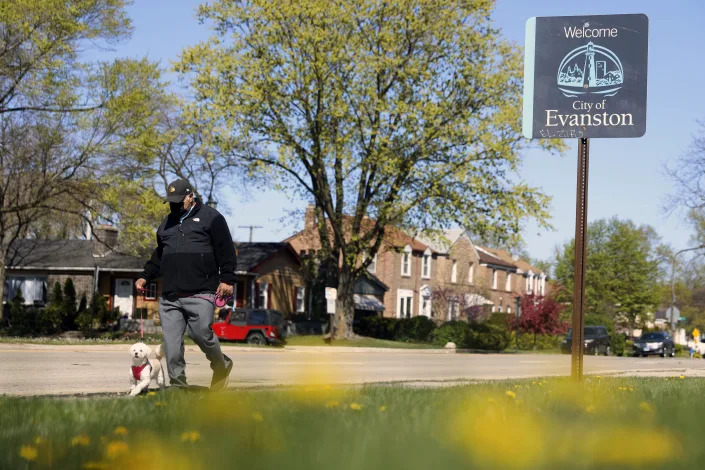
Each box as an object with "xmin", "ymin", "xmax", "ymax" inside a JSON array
[
  {"xmin": 61, "ymin": 278, "xmax": 78, "ymax": 330},
  {"xmin": 356, "ymin": 316, "xmax": 398, "ymax": 340},
  {"xmin": 465, "ymin": 314, "xmax": 511, "ymax": 351},
  {"xmin": 36, "ymin": 306, "xmax": 62, "ymax": 335},
  {"xmin": 610, "ymin": 334, "xmax": 626, "ymax": 356},
  {"xmin": 395, "ymin": 316, "xmax": 436, "ymax": 342},
  {"xmin": 431, "ymin": 321, "xmax": 469, "ymax": 346},
  {"xmin": 9, "ymin": 290, "xmax": 34, "ymax": 336}
]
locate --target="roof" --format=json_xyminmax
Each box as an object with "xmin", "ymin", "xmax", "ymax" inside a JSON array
[
  {"xmin": 475, "ymin": 246, "xmax": 518, "ymax": 270},
  {"xmin": 234, "ymin": 242, "xmax": 299, "ymax": 272},
  {"xmin": 482, "ymin": 247, "xmax": 545, "ymax": 275},
  {"xmin": 414, "ymin": 229, "xmax": 469, "ymax": 254},
  {"xmin": 6, "ymin": 239, "xmax": 145, "ymax": 271}
]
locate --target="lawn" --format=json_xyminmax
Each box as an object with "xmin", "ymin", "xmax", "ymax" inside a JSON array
[
  {"xmin": 1, "ymin": 377, "xmax": 702, "ymax": 469},
  {"xmin": 283, "ymin": 335, "xmax": 440, "ymax": 349}
]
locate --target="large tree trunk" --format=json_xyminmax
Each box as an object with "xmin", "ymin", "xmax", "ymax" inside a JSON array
[
  {"xmin": 0, "ymin": 252, "xmax": 6, "ymax": 321},
  {"xmin": 333, "ymin": 267, "xmax": 355, "ymax": 339}
]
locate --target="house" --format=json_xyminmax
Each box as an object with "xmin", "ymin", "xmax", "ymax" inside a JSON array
[
  {"xmin": 232, "ymin": 242, "xmax": 307, "ymax": 315},
  {"xmin": 4, "ymin": 226, "xmax": 159, "ymax": 319},
  {"xmin": 286, "ymin": 207, "xmax": 548, "ymax": 321}
]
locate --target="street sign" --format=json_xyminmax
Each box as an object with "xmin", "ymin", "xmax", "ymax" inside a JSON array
[
  {"xmin": 523, "ymin": 14, "xmax": 649, "ymax": 139},
  {"xmin": 325, "ymin": 287, "xmax": 337, "ymax": 315},
  {"xmin": 665, "ymin": 306, "xmax": 680, "ymax": 323}
]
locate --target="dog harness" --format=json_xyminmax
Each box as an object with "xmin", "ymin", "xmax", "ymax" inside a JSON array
[{"xmin": 131, "ymin": 362, "xmax": 151, "ymax": 381}]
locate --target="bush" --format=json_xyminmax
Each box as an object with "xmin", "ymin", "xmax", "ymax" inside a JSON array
[
  {"xmin": 465, "ymin": 314, "xmax": 511, "ymax": 351},
  {"xmin": 36, "ymin": 305, "xmax": 62, "ymax": 335},
  {"xmin": 515, "ymin": 333, "xmax": 562, "ymax": 350},
  {"xmin": 431, "ymin": 321, "xmax": 469, "ymax": 346},
  {"xmin": 356, "ymin": 316, "xmax": 399, "ymax": 340},
  {"xmin": 395, "ymin": 316, "xmax": 436, "ymax": 342},
  {"xmin": 610, "ymin": 334, "xmax": 626, "ymax": 356}
]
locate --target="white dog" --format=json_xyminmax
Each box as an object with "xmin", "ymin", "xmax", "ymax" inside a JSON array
[{"xmin": 128, "ymin": 342, "xmax": 165, "ymax": 396}]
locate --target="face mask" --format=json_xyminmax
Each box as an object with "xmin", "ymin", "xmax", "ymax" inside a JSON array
[{"xmin": 169, "ymin": 202, "xmax": 186, "ymax": 215}]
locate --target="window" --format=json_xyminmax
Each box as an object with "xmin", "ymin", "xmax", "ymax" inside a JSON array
[
  {"xmin": 468, "ymin": 263, "xmax": 474, "ymax": 284},
  {"xmin": 505, "ymin": 273, "xmax": 512, "ymax": 292},
  {"xmin": 4, "ymin": 276, "xmax": 47, "ymax": 305},
  {"xmin": 401, "ymin": 245, "xmax": 412, "ymax": 276},
  {"xmin": 229, "ymin": 309, "xmax": 247, "ymax": 325},
  {"xmin": 447, "ymin": 298, "xmax": 459, "ymax": 321},
  {"xmin": 492, "ymin": 269, "xmax": 498, "ymax": 290},
  {"xmin": 497, "ymin": 306, "xmax": 503, "ymax": 312},
  {"xmin": 145, "ymin": 282, "xmax": 157, "ymax": 300},
  {"xmin": 397, "ymin": 289, "xmax": 414, "ymax": 318},
  {"xmin": 247, "ymin": 310, "xmax": 267, "ymax": 325},
  {"xmin": 257, "ymin": 282, "xmax": 269, "ymax": 308},
  {"xmin": 368, "ymin": 253, "xmax": 377, "ymax": 274},
  {"xmin": 422, "ymin": 251, "xmax": 431, "ymax": 279},
  {"xmin": 507, "ymin": 307, "xmax": 512, "ymax": 314},
  {"xmin": 295, "ymin": 286, "xmax": 305, "ymax": 313},
  {"xmin": 526, "ymin": 271, "xmax": 534, "ymax": 294},
  {"xmin": 451, "ymin": 260, "xmax": 457, "ymax": 283}
]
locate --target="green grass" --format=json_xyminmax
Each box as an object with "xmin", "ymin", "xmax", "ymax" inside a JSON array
[
  {"xmin": 1, "ymin": 377, "xmax": 703, "ymax": 469},
  {"xmin": 283, "ymin": 335, "xmax": 441, "ymax": 349}
]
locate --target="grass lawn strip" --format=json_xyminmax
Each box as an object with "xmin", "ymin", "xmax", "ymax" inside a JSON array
[{"xmin": 1, "ymin": 377, "xmax": 700, "ymax": 469}]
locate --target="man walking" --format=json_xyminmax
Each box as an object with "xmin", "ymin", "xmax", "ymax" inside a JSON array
[{"xmin": 136, "ymin": 179, "xmax": 236, "ymax": 391}]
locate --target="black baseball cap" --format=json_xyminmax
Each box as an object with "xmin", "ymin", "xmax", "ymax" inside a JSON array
[{"xmin": 164, "ymin": 179, "xmax": 193, "ymax": 203}]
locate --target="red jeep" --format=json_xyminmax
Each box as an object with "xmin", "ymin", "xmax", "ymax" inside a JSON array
[{"xmin": 212, "ymin": 308, "xmax": 286, "ymax": 345}]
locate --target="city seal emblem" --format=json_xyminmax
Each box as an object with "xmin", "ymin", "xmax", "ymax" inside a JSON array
[{"xmin": 557, "ymin": 41, "xmax": 623, "ymax": 98}]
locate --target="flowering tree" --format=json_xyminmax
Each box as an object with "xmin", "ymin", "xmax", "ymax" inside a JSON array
[{"xmin": 511, "ymin": 294, "xmax": 567, "ymax": 348}]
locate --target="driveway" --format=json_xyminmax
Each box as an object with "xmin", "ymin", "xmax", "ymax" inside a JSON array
[{"xmin": 1, "ymin": 344, "xmax": 704, "ymax": 396}]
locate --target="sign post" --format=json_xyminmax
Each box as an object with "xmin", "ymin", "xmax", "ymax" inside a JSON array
[{"xmin": 523, "ymin": 14, "xmax": 648, "ymax": 379}]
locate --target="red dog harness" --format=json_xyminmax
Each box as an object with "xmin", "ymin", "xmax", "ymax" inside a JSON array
[{"xmin": 131, "ymin": 363, "xmax": 150, "ymax": 381}]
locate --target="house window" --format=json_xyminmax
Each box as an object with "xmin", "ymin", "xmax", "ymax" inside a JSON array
[
  {"xmin": 368, "ymin": 253, "xmax": 377, "ymax": 274},
  {"xmin": 507, "ymin": 307, "xmax": 512, "ymax": 314},
  {"xmin": 468, "ymin": 262, "xmax": 474, "ymax": 284},
  {"xmin": 526, "ymin": 272, "xmax": 534, "ymax": 294},
  {"xmin": 397, "ymin": 289, "xmax": 414, "ymax": 318},
  {"xmin": 257, "ymin": 282, "xmax": 269, "ymax": 308},
  {"xmin": 451, "ymin": 260, "xmax": 457, "ymax": 283},
  {"xmin": 505, "ymin": 273, "xmax": 512, "ymax": 292},
  {"xmin": 144, "ymin": 282, "xmax": 157, "ymax": 300},
  {"xmin": 492, "ymin": 269, "xmax": 498, "ymax": 290},
  {"xmin": 4, "ymin": 276, "xmax": 48, "ymax": 305},
  {"xmin": 447, "ymin": 298, "xmax": 459, "ymax": 321},
  {"xmin": 401, "ymin": 245, "xmax": 412, "ymax": 277},
  {"xmin": 422, "ymin": 250, "xmax": 431, "ymax": 279},
  {"xmin": 295, "ymin": 286, "xmax": 305, "ymax": 313},
  {"xmin": 497, "ymin": 306, "xmax": 503, "ymax": 312}
]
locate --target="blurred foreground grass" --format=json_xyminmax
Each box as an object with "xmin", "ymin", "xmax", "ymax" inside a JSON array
[{"xmin": 1, "ymin": 377, "xmax": 702, "ymax": 469}]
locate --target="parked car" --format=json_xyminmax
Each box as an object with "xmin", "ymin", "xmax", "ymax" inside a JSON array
[
  {"xmin": 560, "ymin": 326, "xmax": 611, "ymax": 355},
  {"xmin": 632, "ymin": 331, "xmax": 675, "ymax": 357},
  {"xmin": 212, "ymin": 308, "xmax": 286, "ymax": 345}
]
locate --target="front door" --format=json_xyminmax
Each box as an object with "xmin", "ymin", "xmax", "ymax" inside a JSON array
[{"xmin": 114, "ymin": 278, "xmax": 134, "ymax": 318}]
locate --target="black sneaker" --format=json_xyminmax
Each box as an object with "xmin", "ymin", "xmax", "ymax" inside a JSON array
[{"xmin": 210, "ymin": 356, "xmax": 233, "ymax": 391}]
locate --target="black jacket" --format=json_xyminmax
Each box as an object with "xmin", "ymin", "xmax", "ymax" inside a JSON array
[{"xmin": 141, "ymin": 203, "xmax": 237, "ymax": 295}]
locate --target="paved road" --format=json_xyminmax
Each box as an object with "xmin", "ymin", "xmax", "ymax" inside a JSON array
[{"xmin": 2, "ymin": 344, "xmax": 705, "ymax": 396}]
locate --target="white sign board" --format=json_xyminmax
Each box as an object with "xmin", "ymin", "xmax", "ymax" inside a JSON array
[{"xmin": 325, "ymin": 287, "xmax": 337, "ymax": 314}]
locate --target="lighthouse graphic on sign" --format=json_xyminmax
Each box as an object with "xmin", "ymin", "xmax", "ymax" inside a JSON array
[{"xmin": 557, "ymin": 41, "xmax": 623, "ymax": 97}]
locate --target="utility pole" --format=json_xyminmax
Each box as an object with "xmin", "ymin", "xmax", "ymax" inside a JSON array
[
  {"xmin": 670, "ymin": 244, "xmax": 705, "ymax": 335},
  {"xmin": 239, "ymin": 225, "xmax": 263, "ymax": 243}
]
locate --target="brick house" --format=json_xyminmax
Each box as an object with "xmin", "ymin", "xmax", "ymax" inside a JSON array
[
  {"xmin": 4, "ymin": 226, "xmax": 160, "ymax": 319},
  {"xmin": 286, "ymin": 208, "xmax": 548, "ymax": 321}
]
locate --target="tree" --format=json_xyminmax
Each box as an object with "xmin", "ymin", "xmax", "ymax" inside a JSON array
[
  {"xmin": 61, "ymin": 278, "xmax": 77, "ymax": 330},
  {"xmin": 177, "ymin": 0, "xmax": 561, "ymax": 338},
  {"xmin": 0, "ymin": 1, "xmax": 166, "ymax": 316},
  {"xmin": 553, "ymin": 217, "xmax": 664, "ymax": 330},
  {"xmin": 511, "ymin": 294, "xmax": 567, "ymax": 348},
  {"xmin": 665, "ymin": 121, "xmax": 705, "ymax": 211}
]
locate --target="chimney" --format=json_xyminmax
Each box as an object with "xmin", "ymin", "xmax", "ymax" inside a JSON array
[
  {"xmin": 93, "ymin": 225, "xmax": 119, "ymax": 257},
  {"xmin": 304, "ymin": 205, "xmax": 315, "ymax": 228}
]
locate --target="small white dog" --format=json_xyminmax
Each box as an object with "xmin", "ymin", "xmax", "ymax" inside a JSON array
[{"xmin": 128, "ymin": 342, "xmax": 165, "ymax": 396}]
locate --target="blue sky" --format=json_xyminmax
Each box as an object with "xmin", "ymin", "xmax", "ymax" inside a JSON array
[{"xmin": 96, "ymin": 0, "xmax": 705, "ymax": 261}]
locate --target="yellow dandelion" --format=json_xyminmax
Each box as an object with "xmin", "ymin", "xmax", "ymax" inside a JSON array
[
  {"xmin": 680, "ymin": 375, "xmax": 685, "ymax": 379},
  {"xmin": 595, "ymin": 375, "xmax": 602, "ymax": 379},
  {"xmin": 252, "ymin": 412, "xmax": 264, "ymax": 422},
  {"xmin": 34, "ymin": 436, "xmax": 45, "ymax": 445},
  {"xmin": 71, "ymin": 434, "xmax": 91, "ymax": 447},
  {"xmin": 379, "ymin": 405, "xmax": 387, "ymax": 412},
  {"xmin": 514, "ymin": 384, "xmax": 521, "ymax": 389},
  {"xmin": 350, "ymin": 403, "xmax": 364, "ymax": 410},
  {"xmin": 505, "ymin": 390, "xmax": 516, "ymax": 399},
  {"xmin": 180, "ymin": 431, "xmax": 201, "ymax": 443},
  {"xmin": 147, "ymin": 391, "xmax": 157, "ymax": 397},
  {"xmin": 639, "ymin": 401, "xmax": 653, "ymax": 413},
  {"xmin": 19, "ymin": 445, "xmax": 38, "ymax": 461},
  {"xmin": 105, "ymin": 441, "xmax": 128, "ymax": 459},
  {"xmin": 531, "ymin": 381, "xmax": 538, "ymax": 385},
  {"xmin": 155, "ymin": 401, "xmax": 167, "ymax": 407},
  {"xmin": 325, "ymin": 400, "xmax": 339, "ymax": 409},
  {"xmin": 629, "ymin": 387, "xmax": 635, "ymax": 392},
  {"xmin": 585, "ymin": 405, "xmax": 596, "ymax": 414},
  {"xmin": 113, "ymin": 426, "xmax": 128, "ymax": 436}
]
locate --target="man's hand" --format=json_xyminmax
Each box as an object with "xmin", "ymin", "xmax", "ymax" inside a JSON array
[
  {"xmin": 135, "ymin": 278, "xmax": 147, "ymax": 292},
  {"xmin": 216, "ymin": 282, "xmax": 234, "ymax": 298}
]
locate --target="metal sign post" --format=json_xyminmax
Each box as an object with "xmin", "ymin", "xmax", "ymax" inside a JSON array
[
  {"xmin": 571, "ymin": 138, "xmax": 589, "ymax": 378},
  {"xmin": 523, "ymin": 14, "xmax": 648, "ymax": 380}
]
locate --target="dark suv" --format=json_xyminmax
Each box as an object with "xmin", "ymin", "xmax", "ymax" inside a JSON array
[
  {"xmin": 561, "ymin": 326, "xmax": 611, "ymax": 355},
  {"xmin": 632, "ymin": 331, "xmax": 675, "ymax": 357}
]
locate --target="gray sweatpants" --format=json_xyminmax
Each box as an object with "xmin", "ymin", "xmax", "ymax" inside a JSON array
[{"xmin": 159, "ymin": 294, "xmax": 229, "ymax": 387}]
